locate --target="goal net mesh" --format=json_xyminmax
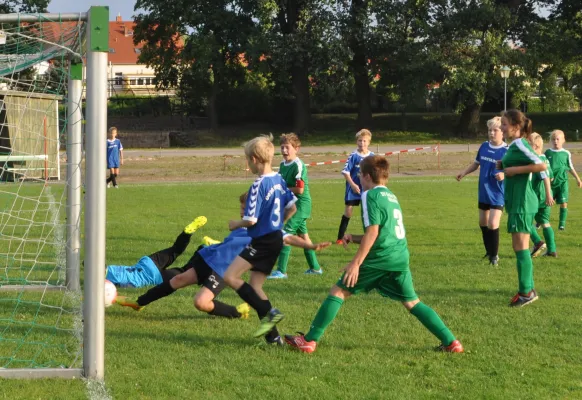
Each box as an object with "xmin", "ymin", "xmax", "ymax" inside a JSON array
[{"xmin": 0, "ymin": 16, "xmax": 85, "ymax": 369}]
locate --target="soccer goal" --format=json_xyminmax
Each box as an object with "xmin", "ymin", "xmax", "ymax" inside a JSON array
[{"xmin": 0, "ymin": 7, "xmax": 108, "ymax": 379}]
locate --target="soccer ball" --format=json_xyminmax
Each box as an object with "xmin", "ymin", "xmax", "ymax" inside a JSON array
[{"xmin": 104, "ymin": 279, "xmax": 117, "ymax": 307}]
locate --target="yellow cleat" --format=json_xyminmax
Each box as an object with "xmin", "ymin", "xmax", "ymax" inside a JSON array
[
  {"xmin": 184, "ymin": 216, "xmax": 207, "ymax": 234},
  {"xmin": 236, "ymin": 302, "xmax": 251, "ymax": 319},
  {"xmin": 116, "ymin": 296, "xmax": 145, "ymax": 312},
  {"xmin": 202, "ymin": 236, "xmax": 221, "ymax": 246}
]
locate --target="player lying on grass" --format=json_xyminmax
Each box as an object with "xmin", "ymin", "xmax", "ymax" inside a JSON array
[
  {"xmin": 117, "ymin": 193, "xmax": 331, "ymax": 337},
  {"xmin": 285, "ymin": 155, "xmax": 464, "ymax": 354},
  {"xmin": 106, "ymin": 216, "xmax": 208, "ymax": 288}
]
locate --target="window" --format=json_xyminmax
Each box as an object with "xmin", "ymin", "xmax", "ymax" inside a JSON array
[
  {"xmin": 137, "ymin": 78, "xmax": 144, "ymax": 85},
  {"xmin": 145, "ymin": 78, "xmax": 151, "ymax": 85},
  {"xmin": 130, "ymin": 79, "xmax": 136, "ymax": 85},
  {"xmin": 108, "ymin": 48, "xmax": 115, "ymax": 53},
  {"xmin": 134, "ymin": 48, "xmax": 141, "ymax": 54},
  {"xmin": 114, "ymin": 72, "xmax": 122, "ymax": 86}
]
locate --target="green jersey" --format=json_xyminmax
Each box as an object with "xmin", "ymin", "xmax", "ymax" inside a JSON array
[
  {"xmin": 531, "ymin": 154, "xmax": 552, "ymax": 207},
  {"xmin": 501, "ymin": 138, "xmax": 542, "ymax": 214},
  {"xmin": 360, "ymin": 186, "xmax": 409, "ymax": 271},
  {"xmin": 544, "ymin": 148, "xmax": 573, "ymax": 186},
  {"xmin": 279, "ymin": 158, "xmax": 311, "ymax": 218}
]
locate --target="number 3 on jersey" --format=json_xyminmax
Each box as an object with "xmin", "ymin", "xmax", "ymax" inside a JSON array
[
  {"xmin": 272, "ymin": 198, "xmax": 281, "ymax": 227},
  {"xmin": 393, "ymin": 209, "xmax": 405, "ymax": 239}
]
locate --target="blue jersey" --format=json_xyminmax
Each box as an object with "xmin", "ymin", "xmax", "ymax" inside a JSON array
[
  {"xmin": 342, "ymin": 150, "xmax": 374, "ymax": 201},
  {"xmin": 107, "ymin": 138, "xmax": 123, "ymax": 169},
  {"xmin": 475, "ymin": 141, "xmax": 508, "ymax": 206},
  {"xmin": 198, "ymin": 228, "xmax": 251, "ymax": 277},
  {"xmin": 243, "ymin": 172, "xmax": 296, "ymax": 238},
  {"xmin": 106, "ymin": 256, "xmax": 161, "ymax": 288}
]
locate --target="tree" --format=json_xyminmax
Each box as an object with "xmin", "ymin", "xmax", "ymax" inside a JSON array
[
  {"xmin": 0, "ymin": 0, "xmax": 48, "ymax": 14},
  {"xmin": 431, "ymin": 0, "xmax": 543, "ymax": 135},
  {"xmin": 134, "ymin": 0, "xmax": 258, "ymax": 131},
  {"xmin": 371, "ymin": 0, "xmax": 440, "ymax": 129}
]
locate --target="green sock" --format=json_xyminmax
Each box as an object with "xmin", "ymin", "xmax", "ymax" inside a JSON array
[
  {"xmin": 543, "ymin": 226, "xmax": 556, "ymax": 253},
  {"xmin": 410, "ymin": 302, "xmax": 456, "ymax": 346},
  {"xmin": 304, "ymin": 249, "xmax": 320, "ymax": 270},
  {"xmin": 276, "ymin": 245, "xmax": 291, "ymax": 274},
  {"xmin": 516, "ymin": 249, "xmax": 534, "ymax": 294},
  {"xmin": 530, "ymin": 225, "xmax": 542, "ymax": 244},
  {"xmin": 305, "ymin": 295, "xmax": 344, "ymax": 342},
  {"xmin": 559, "ymin": 208, "xmax": 568, "ymax": 228}
]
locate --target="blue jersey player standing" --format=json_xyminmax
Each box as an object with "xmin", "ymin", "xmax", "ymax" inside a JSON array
[
  {"xmin": 457, "ymin": 117, "xmax": 508, "ymax": 265},
  {"xmin": 223, "ymin": 135, "xmax": 297, "ymax": 345},
  {"xmin": 336, "ymin": 129, "xmax": 374, "ymax": 243},
  {"xmin": 106, "ymin": 127, "xmax": 124, "ymax": 188}
]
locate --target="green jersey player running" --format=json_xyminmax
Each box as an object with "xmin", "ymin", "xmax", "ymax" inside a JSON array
[
  {"xmin": 497, "ymin": 110, "xmax": 548, "ymax": 307},
  {"xmin": 285, "ymin": 155, "xmax": 464, "ymax": 354},
  {"xmin": 269, "ymin": 133, "xmax": 322, "ymax": 279}
]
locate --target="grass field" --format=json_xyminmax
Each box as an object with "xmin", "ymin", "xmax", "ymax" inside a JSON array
[{"xmin": 2, "ymin": 176, "xmax": 582, "ymax": 399}]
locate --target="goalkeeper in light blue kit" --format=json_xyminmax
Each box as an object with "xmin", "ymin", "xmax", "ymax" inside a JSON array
[{"xmin": 106, "ymin": 216, "xmax": 207, "ymax": 288}]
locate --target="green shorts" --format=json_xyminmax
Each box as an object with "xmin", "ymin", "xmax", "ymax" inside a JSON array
[
  {"xmin": 336, "ymin": 267, "xmax": 418, "ymax": 302},
  {"xmin": 507, "ymin": 213, "xmax": 535, "ymax": 233},
  {"xmin": 552, "ymin": 182, "xmax": 568, "ymax": 204},
  {"xmin": 284, "ymin": 214, "xmax": 308, "ymax": 235},
  {"xmin": 534, "ymin": 206, "xmax": 551, "ymax": 225}
]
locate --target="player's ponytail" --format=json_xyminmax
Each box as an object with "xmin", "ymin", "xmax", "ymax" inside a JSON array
[{"xmin": 503, "ymin": 109, "xmax": 532, "ymax": 138}]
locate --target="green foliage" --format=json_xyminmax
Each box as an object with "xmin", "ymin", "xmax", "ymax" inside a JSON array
[{"xmin": 0, "ymin": 0, "xmax": 48, "ymax": 13}]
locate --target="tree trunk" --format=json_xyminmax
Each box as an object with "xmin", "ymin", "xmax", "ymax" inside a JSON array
[
  {"xmin": 352, "ymin": 53, "xmax": 373, "ymax": 129},
  {"xmin": 291, "ymin": 63, "xmax": 311, "ymax": 136},
  {"xmin": 349, "ymin": 0, "xmax": 372, "ymax": 129},
  {"xmin": 207, "ymin": 67, "xmax": 219, "ymax": 132},
  {"xmin": 457, "ymin": 103, "xmax": 481, "ymax": 137}
]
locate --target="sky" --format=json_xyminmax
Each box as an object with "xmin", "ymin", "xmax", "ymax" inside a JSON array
[{"xmin": 48, "ymin": 0, "xmax": 141, "ymax": 21}]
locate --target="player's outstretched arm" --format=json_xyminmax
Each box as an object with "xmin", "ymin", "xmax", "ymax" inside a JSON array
[
  {"xmin": 456, "ymin": 162, "xmax": 479, "ymax": 181},
  {"xmin": 284, "ymin": 234, "xmax": 332, "ymax": 250}
]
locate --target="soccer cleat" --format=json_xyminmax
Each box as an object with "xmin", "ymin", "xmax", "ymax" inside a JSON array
[
  {"xmin": 509, "ymin": 290, "xmax": 538, "ymax": 307},
  {"xmin": 335, "ymin": 239, "xmax": 343, "ymax": 245},
  {"xmin": 184, "ymin": 216, "xmax": 207, "ymax": 234},
  {"xmin": 236, "ymin": 303, "xmax": 251, "ymax": 319},
  {"xmin": 267, "ymin": 271, "xmax": 288, "ymax": 279},
  {"xmin": 284, "ymin": 332, "xmax": 317, "ymax": 353},
  {"xmin": 542, "ymin": 251, "xmax": 558, "ymax": 258},
  {"xmin": 489, "ymin": 255, "xmax": 499, "ymax": 266},
  {"xmin": 436, "ymin": 339, "xmax": 464, "ymax": 353},
  {"xmin": 266, "ymin": 335, "xmax": 285, "ymax": 346},
  {"xmin": 202, "ymin": 236, "xmax": 221, "ymax": 246},
  {"xmin": 253, "ymin": 308, "xmax": 285, "ymax": 338},
  {"xmin": 304, "ymin": 268, "xmax": 323, "ymax": 275},
  {"xmin": 559, "ymin": 226, "xmax": 565, "ymax": 231},
  {"xmin": 531, "ymin": 241, "xmax": 547, "ymax": 258},
  {"xmin": 116, "ymin": 296, "xmax": 145, "ymax": 312},
  {"xmin": 535, "ymin": 223, "xmax": 541, "ymax": 230},
  {"xmin": 107, "ymin": 182, "xmax": 111, "ymax": 188},
  {"xmin": 114, "ymin": 185, "xmax": 119, "ymax": 189}
]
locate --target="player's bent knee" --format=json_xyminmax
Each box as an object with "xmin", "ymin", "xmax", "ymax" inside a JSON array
[
  {"xmin": 403, "ymin": 299, "xmax": 420, "ymax": 311},
  {"xmin": 329, "ymin": 284, "xmax": 350, "ymax": 299}
]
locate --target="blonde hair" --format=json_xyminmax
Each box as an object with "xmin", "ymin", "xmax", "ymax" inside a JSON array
[
  {"xmin": 356, "ymin": 129, "xmax": 372, "ymax": 140},
  {"xmin": 244, "ymin": 134, "xmax": 274, "ymax": 164},
  {"xmin": 280, "ymin": 133, "xmax": 301, "ymax": 148},
  {"xmin": 529, "ymin": 132, "xmax": 543, "ymax": 149},
  {"xmin": 550, "ymin": 129, "xmax": 565, "ymax": 140},
  {"xmin": 487, "ymin": 117, "xmax": 501, "ymax": 130},
  {"xmin": 108, "ymin": 127, "xmax": 117, "ymax": 138}
]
